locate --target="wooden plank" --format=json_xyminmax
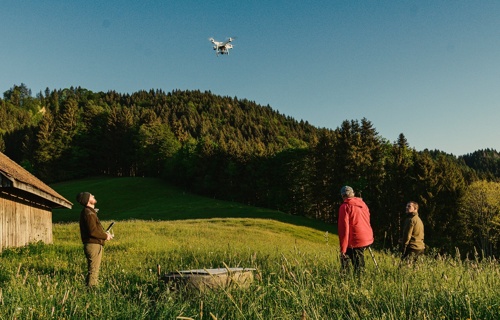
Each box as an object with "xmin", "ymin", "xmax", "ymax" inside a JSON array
[
  {"xmin": 7, "ymin": 200, "xmax": 16, "ymax": 248},
  {"xmin": 0, "ymin": 197, "xmax": 4, "ymax": 250},
  {"xmin": 20, "ymin": 203, "xmax": 28, "ymax": 245},
  {"xmin": 11, "ymin": 180, "xmax": 72, "ymax": 209},
  {"xmin": 33, "ymin": 207, "xmax": 52, "ymax": 244}
]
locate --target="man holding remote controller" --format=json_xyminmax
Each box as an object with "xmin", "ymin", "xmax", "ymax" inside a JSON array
[{"xmin": 77, "ymin": 192, "xmax": 114, "ymax": 288}]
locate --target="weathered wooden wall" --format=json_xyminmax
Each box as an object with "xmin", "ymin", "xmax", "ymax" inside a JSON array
[{"xmin": 0, "ymin": 193, "xmax": 53, "ymax": 252}]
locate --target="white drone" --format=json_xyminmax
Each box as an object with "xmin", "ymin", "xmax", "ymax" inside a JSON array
[{"xmin": 209, "ymin": 37, "xmax": 235, "ymax": 56}]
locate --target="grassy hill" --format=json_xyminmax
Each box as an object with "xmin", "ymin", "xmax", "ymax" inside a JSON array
[
  {"xmin": 0, "ymin": 177, "xmax": 499, "ymax": 319},
  {"xmin": 51, "ymin": 176, "xmax": 335, "ymax": 232}
]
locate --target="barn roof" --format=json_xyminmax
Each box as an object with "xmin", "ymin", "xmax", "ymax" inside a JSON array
[{"xmin": 0, "ymin": 152, "xmax": 72, "ymax": 209}]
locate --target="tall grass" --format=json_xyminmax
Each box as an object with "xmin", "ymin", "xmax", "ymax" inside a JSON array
[
  {"xmin": 1, "ymin": 177, "xmax": 499, "ymax": 319},
  {"xmin": 2, "ymin": 219, "xmax": 500, "ymax": 319}
]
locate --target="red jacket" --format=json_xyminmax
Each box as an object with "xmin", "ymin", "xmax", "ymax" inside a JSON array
[{"xmin": 338, "ymin": 197, "xmax": 374, "ymax": 253}]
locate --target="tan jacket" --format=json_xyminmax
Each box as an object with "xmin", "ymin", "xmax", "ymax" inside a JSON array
[{"xmin": 400, "ymin": 212, "xmax": 425, "ymax": 252}]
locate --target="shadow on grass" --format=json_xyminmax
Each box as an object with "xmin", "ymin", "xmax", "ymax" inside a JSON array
[{"xmin": 52, "ymin": 176, "xmax": 337, "ymax": 234}]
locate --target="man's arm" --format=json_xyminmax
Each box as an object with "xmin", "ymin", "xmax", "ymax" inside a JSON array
[
  {"xmin": 338, "ymin": 205, "xmax": 349, "ymax": 254},
  {"xmin": 400, "ymin": 219, "xmax": 415, "ymax": 253},
  {"xmin": 83, "ymin": 210, "xmax": 108, "ymax": 241}
]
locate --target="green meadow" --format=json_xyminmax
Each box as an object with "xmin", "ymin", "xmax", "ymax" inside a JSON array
[{"xmin": 1, "ymin": 177, "xmax": 499, "ymax": 319}]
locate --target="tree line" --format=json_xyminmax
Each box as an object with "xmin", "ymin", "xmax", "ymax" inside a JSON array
[{"xmin": 2, "ymin": 84, "xmax": 500, "ymax": 257}]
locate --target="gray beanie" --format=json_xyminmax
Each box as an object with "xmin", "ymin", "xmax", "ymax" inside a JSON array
[
  {"xmin": 76, "ymin": 192, "xmax": 91, "ymax": 206},
  {"xmin": 340, "ymin": 186, "xmax": 354, "ymax": 197}
]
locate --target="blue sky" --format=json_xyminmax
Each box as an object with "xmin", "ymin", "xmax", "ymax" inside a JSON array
[{"xmin": 1, "ymin": 1, "xmax": 499, "ymax": 156}]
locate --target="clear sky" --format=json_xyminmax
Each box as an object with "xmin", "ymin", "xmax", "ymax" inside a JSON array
[{"xmin": 1, "ymin": 1, "xmax": 499, "ymax": 156}]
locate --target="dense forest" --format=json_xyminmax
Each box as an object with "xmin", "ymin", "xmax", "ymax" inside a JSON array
[{"xmin": 2, "ymin": 83, "xmax": 500, "ymax": 257}]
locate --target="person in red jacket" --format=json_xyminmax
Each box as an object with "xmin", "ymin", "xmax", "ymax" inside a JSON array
[
  {"xmin": 338, "ymin": 185, "xmax": 374, "ymax": 274},
  {"xmin": 77, "ymin": 192, "xmax": 113, "ymax": 288}
]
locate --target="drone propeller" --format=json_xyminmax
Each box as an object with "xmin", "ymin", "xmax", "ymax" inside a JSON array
[{"xmin": 221, "ymin": 37, "xmax": 236, "ymax": 46}]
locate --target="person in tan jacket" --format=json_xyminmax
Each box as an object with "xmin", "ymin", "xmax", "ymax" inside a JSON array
[{"xmin": 399, "ymin": 201, "xmax": 425, "ymax": 261}]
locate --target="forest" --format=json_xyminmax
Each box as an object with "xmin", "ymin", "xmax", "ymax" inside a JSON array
[{"xmin": 2, "ymin": 83, "xmax": 500, "ymax": 257}]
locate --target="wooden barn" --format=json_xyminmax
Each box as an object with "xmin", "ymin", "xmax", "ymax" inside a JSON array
[{"xmin": 0, "ymin": 152, "xmax": 72, "ymax": 252}]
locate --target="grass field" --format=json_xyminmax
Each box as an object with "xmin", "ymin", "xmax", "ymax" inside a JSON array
[{"xmin": 1, "ymin": 177, "xmax": 500, "ymax": 319}]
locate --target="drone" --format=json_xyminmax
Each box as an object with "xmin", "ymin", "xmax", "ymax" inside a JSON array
[{"xmin": 209, "ymin": 37, "xmax": 235, "ymax": 56}]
